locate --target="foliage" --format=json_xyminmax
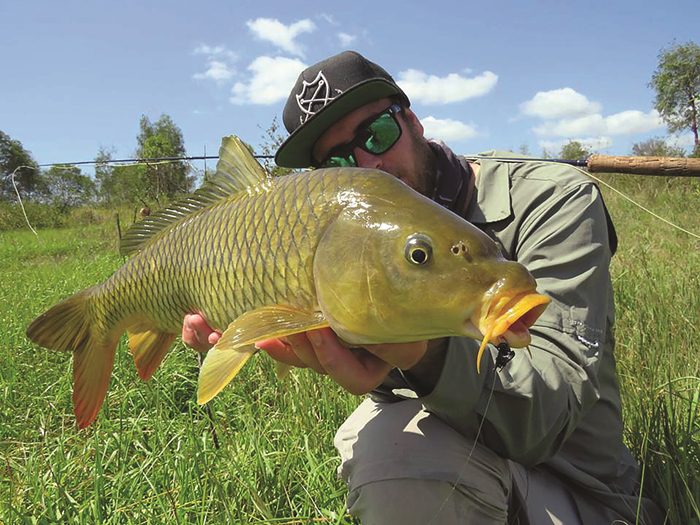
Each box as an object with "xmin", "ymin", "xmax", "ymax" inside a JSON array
[
  {"xmin": 37, "ymin": 165, "xmax": 97, "ymax": 209},
  {"xmin": 559, "ymin": 140, "xmax": 592, "ymax": 160},
  {"xmin": 136, "ymin": 114, "xmax": 194, "ymax": 201},
  {"xmin": 650, "ymin": 41, "xmax": 700, "ymax": 148},
  {"xmin": 631, "ymin": 137, "xmax": 687, "ymax": 157},
  {"xmin": 94, "ymin": 146, "xmax": 116, "ymax": 202},
  {"xmin": 599, "ymin": 172, "xmax": 700, "ymax": 524},
  {"xmin": 258, "ymin": 116, "xmax": 296, "ymax": 177},
  {"xmin": 94, "ymin": 115, "xmax": 193, "ymax": 206},
  {"xmin": 102, "ymin": 164, "xmax": 149, "ymax": 206},
  {"xmin": 0, "ymin": 202, "xmax": 112, "ymax": 231},
  {"xmin": 0, "ymin": 130, "xmax": 39, "ymax": 201}
]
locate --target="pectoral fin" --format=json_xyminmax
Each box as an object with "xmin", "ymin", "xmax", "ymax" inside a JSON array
[
  {"xmin": 197, "ymin": 305, "xmax": 328, "ymax": 404},
  {"xmin": 275, "ymin": 362, "xmax": 292, "ymax": 380}
]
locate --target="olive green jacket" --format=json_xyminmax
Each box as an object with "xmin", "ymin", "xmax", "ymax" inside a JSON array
[{"xmin": 378, "ymin": 152, "xmax": 662, "ymax": 524}]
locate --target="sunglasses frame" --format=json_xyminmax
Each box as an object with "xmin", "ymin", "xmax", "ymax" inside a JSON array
[{"xmin": 317, "ymin": 103, "xmax": 403, "ymax": 168}]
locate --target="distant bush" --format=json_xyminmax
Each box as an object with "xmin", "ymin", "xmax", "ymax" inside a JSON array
[{"xmin": 0, "ymin": 203, "xmax": 114, "ymax": 231}]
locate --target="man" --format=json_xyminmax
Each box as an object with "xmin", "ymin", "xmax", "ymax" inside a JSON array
[{"xmin": 183, "ymin": 51, "xmax": 662, "ymax": 524}]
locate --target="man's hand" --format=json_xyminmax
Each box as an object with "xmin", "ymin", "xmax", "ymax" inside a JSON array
[
  {"xmin": 181, "ymin": 314, "xmax": 428, "ymax": 395},
  {"xmin": 257, "ymin": 329, "xmax": 427, "ymax": 395}
]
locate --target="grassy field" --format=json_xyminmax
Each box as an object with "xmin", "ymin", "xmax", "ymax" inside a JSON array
[{"xmin": 0, "ymin": 173, "xmax": 698, "ymax": 524}]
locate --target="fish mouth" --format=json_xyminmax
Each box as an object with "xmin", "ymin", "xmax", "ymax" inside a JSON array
[{"xmin": 471, "ymin": 291, "xmax": 550, "ymax": 372}]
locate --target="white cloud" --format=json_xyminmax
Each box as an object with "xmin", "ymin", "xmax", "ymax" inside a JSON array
[
  {"xmin": 520, "ymin": 88, "xmax": 601, "ymax": 119},
  {"xmin": 523, "ymin": 88, "xmax": 664, "ymax": 150},
  {"xmin": 605, "ymin": 110, "xmax": 664, "ymax": 135},
  {"xmin": 338, "ymin": 32, "xmax": 357, "ymax": 47},
  {"xmin": 193, "ymin": 60, "xmax": 234, "ymax": 82},
  {"xmin": 421, "ymin": 116, "xmax": 478, "ymax": 141},
  {"xmin": 247, "ymin": 18, "xmax": 316, "ymax": 57},
  {"xmin": 193, "ymin": 44, "xmax": 237, "ymax": 61},
  {"xmin": 534, "ymin": 110, "xmax": 663, "ymax": 137},
  {"xmin": 397, "ymin": 69, "xmax": 498, "ymax": 104},
  {"xmin": 534, "ymin": 114, "xmax": 605, "ymax": 136},
  {"xmin": 192, "ymin": 44, "xmax": 237, "ymax": 82},
  {"xmin": 538, "ymin": 137, "xmax": 613, "ymax": 154},
  {"xmin": 230, "ymin": 56, "xmax": 306, "ymax": 105}
]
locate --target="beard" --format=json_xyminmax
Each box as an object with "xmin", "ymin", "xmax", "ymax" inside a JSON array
[{"xmin": 400, "ymin": 126, "xmax": 437, "ymax": 198}]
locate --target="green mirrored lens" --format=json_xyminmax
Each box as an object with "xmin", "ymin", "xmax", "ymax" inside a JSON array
[
  {"xmin": 324, "ymin": 155, "xmax": 357, "ymax": 168},
  {"xmin": 364, "ymin": 113, "xmax": 401, "ymax": 154}
]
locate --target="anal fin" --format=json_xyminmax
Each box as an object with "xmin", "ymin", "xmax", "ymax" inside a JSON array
[{"xmin": 197, "ymin": 305, "xmax": 328, "ymax": 404}]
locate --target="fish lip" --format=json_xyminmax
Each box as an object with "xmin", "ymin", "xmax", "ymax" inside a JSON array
[{"xmin": 475, "ymin": 291, "xmax": 550, "ymax": 348}]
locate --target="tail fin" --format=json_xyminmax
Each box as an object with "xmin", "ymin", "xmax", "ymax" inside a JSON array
[{"xmin": 26, "ymin": 288, "xmax": 118, "ymax": 429}]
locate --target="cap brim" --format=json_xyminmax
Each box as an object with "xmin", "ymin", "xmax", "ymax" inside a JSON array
[{"xmin": 275, "ymin": 79, "xmax": 406, "ymax": 169}]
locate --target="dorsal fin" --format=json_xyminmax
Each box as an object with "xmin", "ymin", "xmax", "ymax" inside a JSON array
[{"xmin": 119, "ymin": 135, "xmax": 269, "ymax": 256}]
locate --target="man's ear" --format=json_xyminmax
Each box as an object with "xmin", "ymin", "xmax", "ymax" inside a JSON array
[{"xmin": 402, "ymin": 107, "xmax": 425, "ymax": 138}]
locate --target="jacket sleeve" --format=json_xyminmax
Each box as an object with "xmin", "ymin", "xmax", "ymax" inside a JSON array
[{"xmin": 421, "ymin": 181, "xmax": 614, "ymax": 466}]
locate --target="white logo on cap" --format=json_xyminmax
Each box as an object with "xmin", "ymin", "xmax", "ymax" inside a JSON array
[{"xmin": 296, "ymin": 70, "xmax": 343, "ymax": 124}]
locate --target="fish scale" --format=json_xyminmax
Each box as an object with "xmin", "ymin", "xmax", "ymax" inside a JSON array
[{"xmin": 101, "ymin": 171, "xmax": 330, "ymax": 335}]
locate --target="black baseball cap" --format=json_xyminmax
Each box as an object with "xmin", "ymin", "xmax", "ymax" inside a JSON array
[{"xmin": 275, "ymin": 50, "xmax": 410, "ymax": 168}]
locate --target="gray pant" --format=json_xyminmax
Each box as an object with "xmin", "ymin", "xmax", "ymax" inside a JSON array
[{"xmin": 334, "ymin": 398, "xmax": 582, "ymax": 525}]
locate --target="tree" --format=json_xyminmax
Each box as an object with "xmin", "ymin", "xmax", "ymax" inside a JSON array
[
  {"xmin": 39, "ymin": 165, "xmax": 96, "ymax": 209},
  {"xmin": 0, "ymin": 131, "xmax": 39, "ymax": 201},
  {"xmin": 94, "ymin": 147, "xmax": 115, "ymax": 202},
  {"xmin": 136, "ymin": 114, "xmax": 193, "ymax": 201},
  {"xmin": 258, "ymin": 116, "xmax": 296, "ymax": 177},
  {"xmin": 559, "ymin": 140, "xmax": 592, "ymax": 160},
  {"xmin": 650, "ymin": 41, "xmax": 700, "ymax": 149},
  {"xmin": 631, "ymin": 137, "xmax": 686, "ymax": 157}
]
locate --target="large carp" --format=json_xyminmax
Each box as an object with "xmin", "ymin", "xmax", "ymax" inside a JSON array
[{"xmin": 26, "ymin": 136, "xmax": 549, "ymax": 428}]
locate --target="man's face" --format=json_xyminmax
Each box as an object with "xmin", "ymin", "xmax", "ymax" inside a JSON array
[{"xmin": 312, "ymin": 98, "xmax": 435, "ymax": 196}]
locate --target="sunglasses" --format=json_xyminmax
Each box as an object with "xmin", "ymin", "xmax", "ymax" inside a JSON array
[{"xmin": 318, "ymin": 103, "xmax": 403, "ymax": 168}]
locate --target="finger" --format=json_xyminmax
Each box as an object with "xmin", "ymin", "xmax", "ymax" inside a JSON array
[
  {"xmin": 285, "ymin": 333, "xmax": 326, "ymax": 374},
  {"xmin": 308, "ymin": 328, "xmax": 392, "ymax": 395},
  {"xmin": 182, "ymin": 314, "xmax": 208, "ymax": 352},
  {"xmin": 182, "ymin": 314, "xmax": 221, "ymax": 353},
  {"xmin": 255, "ymin": 338, "xmax": 308, "ymax": 368}
]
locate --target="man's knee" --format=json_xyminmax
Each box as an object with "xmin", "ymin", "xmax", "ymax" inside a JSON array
[{"xmin": 334, "ymin": 399, "xmax": 512, "ymax": 523}]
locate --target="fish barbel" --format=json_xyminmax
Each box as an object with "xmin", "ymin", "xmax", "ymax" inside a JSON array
[{"xmin": 26, "ymin": 136, "xmax": 549, "ymax": 428}]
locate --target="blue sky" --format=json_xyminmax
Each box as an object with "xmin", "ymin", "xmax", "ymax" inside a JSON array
[{"xmin": 1, "ymin": 0, "xmax": 697, "ymax": 174}]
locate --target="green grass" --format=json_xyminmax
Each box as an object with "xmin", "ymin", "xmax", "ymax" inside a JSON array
[
  {"xmin": 0, "ymin": 174, "xmax": 698, "ymax": 524},
  {"xmin": 0, "ymin": 224, "xmax": 357, "ymax": 524},
  {"xmin": 598, "ymin": 173, "xmax": 700, "ymax": 524}
]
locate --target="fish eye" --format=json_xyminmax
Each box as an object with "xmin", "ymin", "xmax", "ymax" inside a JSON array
[{"xmin": 405, "ymin": 234, "xmax": 433, "ymax": 266}]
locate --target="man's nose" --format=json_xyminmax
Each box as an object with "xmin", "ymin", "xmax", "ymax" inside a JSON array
[{"xmin": 353, "ymin": 148, "xmax": 383, "ymax": 170}]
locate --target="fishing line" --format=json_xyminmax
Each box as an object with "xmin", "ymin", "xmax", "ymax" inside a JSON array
[
  {"xmin": 425, "ymin": 360, "xmax": 500, "ymax": 525},
  {"xmin": 573, "ymin": 166, "xmax": 700, "ymax": 240},
  {"xmin": 472, "ymin": 156, "xmax": 700, "ymax": 240},
  {"xmin": 7, "ymin": 165, "xmax": 38, "ymax": 236}
]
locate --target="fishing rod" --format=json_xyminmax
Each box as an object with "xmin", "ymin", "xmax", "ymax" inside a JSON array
[
  {"xmin": 478, "ymin": 154, "xmax": 700, "ymax": 177},
  {"xmin": 35, "ymin": 154, "xmax": 700, "ymax": 176}
]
